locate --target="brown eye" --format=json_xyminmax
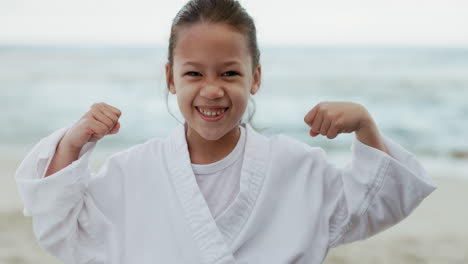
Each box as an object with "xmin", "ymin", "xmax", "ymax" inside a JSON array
[
  {"xmin": 222, "ymin": 71, "xmax": 239, "ymax": 77},
  {"xmin": 186, "ymin": 72, "xmax": 201, "ymax": 77}
]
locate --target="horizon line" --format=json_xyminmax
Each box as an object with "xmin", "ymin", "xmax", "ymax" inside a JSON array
[{"xmin": 1, "ymin": 41, "xmax": 467, "ymax": 50}]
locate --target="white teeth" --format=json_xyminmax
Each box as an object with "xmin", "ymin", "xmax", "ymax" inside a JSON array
[{"xmin": 198, "ymin": 107, "xmax": 226, "ymax": 117}]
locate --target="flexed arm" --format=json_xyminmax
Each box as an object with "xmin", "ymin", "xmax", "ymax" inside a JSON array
[
  {"xmin": 15, "ymin": 102, "xmax": 125, "ymax": 263},
  {"xmin": 46, "ymin": 102, "xmax": 121, "ymax": 177},
  {"xmin": 302, "ymin": 102, "xmax": 436, "ymax": 248},
  {"xmin": 304, "ymin": 101, "xmax": 388, "ymax": 154}
]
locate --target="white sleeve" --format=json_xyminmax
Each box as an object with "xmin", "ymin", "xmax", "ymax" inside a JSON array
[
  {"xmin": 326, "ymin": 134, "xmax": 437, "ymax": 248},
  {"xmin": 15, "ymin": 125, "xmax": 121, "ymax": 263}
]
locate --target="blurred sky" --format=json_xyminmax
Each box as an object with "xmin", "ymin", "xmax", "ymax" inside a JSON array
[{"xmin": 1, "ymin": 0, "xmax": 467, "ymax": 46}]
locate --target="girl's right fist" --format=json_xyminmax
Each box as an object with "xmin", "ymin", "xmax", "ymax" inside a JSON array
[{"xmin": 61, "ymin": 103, "xmax": 122, "ymax": 151}]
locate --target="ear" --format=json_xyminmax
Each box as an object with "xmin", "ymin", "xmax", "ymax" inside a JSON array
[
  {"xmin": 165, "ymin": 63, "xmax": 176, "ymax": 94},
  {"xmin": 250, "ymin": 65, "xmax": 261, "ymax": 95}
]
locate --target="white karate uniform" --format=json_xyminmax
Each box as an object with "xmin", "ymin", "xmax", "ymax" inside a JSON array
[
  {"xmin": 15, "ymin": 122, "xmax": 437, "ymax": 264},
  {"xmin": 192, "ymin": 125, "xmax": 246, "ymax": 219}
]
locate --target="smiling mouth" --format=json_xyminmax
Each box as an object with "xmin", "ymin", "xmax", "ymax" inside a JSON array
[{"xmin": 195, "ymin": 106, "xmax": 229, "ymax": 117}]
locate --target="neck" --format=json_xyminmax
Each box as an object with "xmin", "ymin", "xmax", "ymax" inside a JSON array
[{"xmin": 186, "ymin": 125, "xmax": 241, "ymax": 165}]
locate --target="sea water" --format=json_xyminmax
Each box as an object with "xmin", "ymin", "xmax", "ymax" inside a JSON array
[{"xmin": 1, "ymin": 45, "xmax": 467, "ymax": 177}]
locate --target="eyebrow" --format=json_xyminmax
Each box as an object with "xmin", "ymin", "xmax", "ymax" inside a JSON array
[{"xmin": 182, "ymin": 61, "xmax": 242, "ymax": 67}]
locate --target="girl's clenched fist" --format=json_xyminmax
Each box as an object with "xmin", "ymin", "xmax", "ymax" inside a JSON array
[
  {"xmin": 61, "ymin": 103, "xmax": 122, "ymax": 151},
  {"xmin": 304, "ymin": 101, "xmax": 372, "ymax": 139}
]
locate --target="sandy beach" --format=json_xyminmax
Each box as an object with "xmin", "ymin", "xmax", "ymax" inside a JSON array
[{"xmin": 1, "ymin": 154, "xmax": 467, "ymax": 264}]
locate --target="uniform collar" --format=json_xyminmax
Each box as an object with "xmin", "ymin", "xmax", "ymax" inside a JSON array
[{"xmin": 165, "ymin": 122, "xmax": 270, "ymax": 261}]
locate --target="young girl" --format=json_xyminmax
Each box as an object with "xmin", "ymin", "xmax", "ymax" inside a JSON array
[{"xmin": 15, "ymin": 0, "xmax": 437, "ymax": 263}]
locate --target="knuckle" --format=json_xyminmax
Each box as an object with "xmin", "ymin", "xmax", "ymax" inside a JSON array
[
  {"xmin": 111, "ymin": 111, "xmax": 120, "ymax": 120},
  {"xmin": 85, "ymin": 127, "xmax": 94, "ymax": 135},
  {"xmin": 333, "ymin": 118, "xmax": 343, "ymax": 128},
  {"xmin": 95, "ymin": 120, "xmax": 106, "ymax": 129},
  {"xmin": 97, "ymin": 128, "xmax": 106, "ymax": 137},
  {"xmin": 109, "ymin": 107, "xmax": 121, "ymax": 117},
  {"xmin": 316, "ymin": 103, "xmax": 323, "ymax": 112},
  {"xmin": 318, "ymin": 101, "xmax": 329, "ymax": 109},
  {"xmin": 320, "ymin": 125, "xmax": 327, "ymax": 133},
  {"xmin": 109, "ymin": 118, "xmax": 117, "ymax": 125}
]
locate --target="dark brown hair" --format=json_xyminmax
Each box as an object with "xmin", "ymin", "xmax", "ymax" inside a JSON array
[
  {"xmin": 167, "ymin": 0, "xmax": 260, "ymax": 74},
  {"xmin": 165, "ymin": 0, "xmax": 260, "ymax": 126}
]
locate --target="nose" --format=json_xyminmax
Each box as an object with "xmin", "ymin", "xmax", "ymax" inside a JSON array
[{"xmin": 200, "ymin": 83, "xmax": 224, "ymax": 99}]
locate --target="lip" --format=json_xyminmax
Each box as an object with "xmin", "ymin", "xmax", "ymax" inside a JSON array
[
  {"xmin": 196, "ymin": 105, "xmax": 229, "ymax": 111},
  {"xmin": 195, "ymin": 106, "xmax": 229, "ymax": 122}
]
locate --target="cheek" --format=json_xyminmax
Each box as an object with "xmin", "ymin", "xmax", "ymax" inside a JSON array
[
  {"xmin": 175, "ymin": 86, "xmax": 197, "ymax": 111},
  {"xmin": 232, "ymin": 91, "xmax": 249, "ymax": 112}
]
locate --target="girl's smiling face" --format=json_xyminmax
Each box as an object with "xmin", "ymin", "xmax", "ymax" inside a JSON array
[{"xmin": 166, "ymin": 23, "xmax": 261, "ymax": 141}]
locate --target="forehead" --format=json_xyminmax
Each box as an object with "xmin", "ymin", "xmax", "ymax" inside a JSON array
[{"xmin": 174, "ymin": 23, "xmax": 251, "ymax": 66}]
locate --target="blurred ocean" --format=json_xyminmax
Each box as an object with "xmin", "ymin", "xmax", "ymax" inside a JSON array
[{"xmin": 1, "ymin": 44, "xmax": 467, "ymax": 177}]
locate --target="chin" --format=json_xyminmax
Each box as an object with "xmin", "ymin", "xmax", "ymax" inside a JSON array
[{"xmin": 198, "ymin": 128, "xmax": 226, "ymax": 141}]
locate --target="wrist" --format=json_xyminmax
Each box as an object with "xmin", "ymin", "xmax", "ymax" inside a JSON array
[
  {"xmin": 58, "ymin": 137, "xmax": 83, "ymax": 155},
  {"xmin": 356, "ymin": 107, "xmax": 375, "ymax": 133},
  {"xmin": 355, "ymin": 121, "xmax": 389, "ymax": 154},
  {"xmin": 354, "ymin": 109, "xmax": 389, "ymax": 154}
]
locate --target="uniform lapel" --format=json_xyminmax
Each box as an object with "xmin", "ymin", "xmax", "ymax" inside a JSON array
[
  {"xmin": 165, "ymin": 123, "xmax": 269, "ymax": 263},
  {"xmin": 214, "ymin": 123, "xmax": 270, "ymax": 246},
  {"xmin": 166, "ymin": 123, "xmax": 235, "ymax": 263}
]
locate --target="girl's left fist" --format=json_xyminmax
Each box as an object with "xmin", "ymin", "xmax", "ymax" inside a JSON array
[{"xmin": 304, "ymin": 101, "xmax": 372, "ymax": 139}]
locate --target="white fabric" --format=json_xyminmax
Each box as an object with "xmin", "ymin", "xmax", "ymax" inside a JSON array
[
  {"xmin": 192, "ymin": 125, "xmax": 245, "ymax": 220},
  {"xmin": 15, "ymin": 122, "xmax": 437, "ymax": 264}
]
